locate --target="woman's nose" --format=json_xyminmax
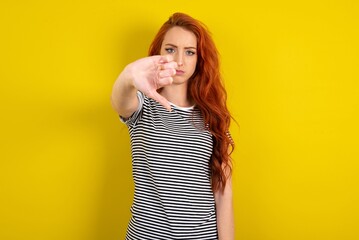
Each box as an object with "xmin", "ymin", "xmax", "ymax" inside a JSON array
[{"xmin": 176, "ymin": 53, "xmax": 184, "ymax": 66}]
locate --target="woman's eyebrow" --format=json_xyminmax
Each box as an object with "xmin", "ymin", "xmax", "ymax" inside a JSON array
[{"xmin": 164, "ymin": 43, "xmax": 196, "ymax": 49}]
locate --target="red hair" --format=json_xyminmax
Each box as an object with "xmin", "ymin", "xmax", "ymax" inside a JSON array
[{"xmin": 148, "ymin": 12, "xmax": 234, "ymax": 193}]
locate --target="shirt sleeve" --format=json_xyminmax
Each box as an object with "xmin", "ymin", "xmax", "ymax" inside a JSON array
[
  {"xmin": 226, "ymin": 130, "xmax": 235, "ymax": 145},
  {"xmin": 119, "ymin": 91, "xmax": 144, "ymax": 128}
]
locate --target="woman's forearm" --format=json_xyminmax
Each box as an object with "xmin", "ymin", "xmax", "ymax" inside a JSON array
[
  {"xmin": 111, "ymin": 65, "xmax": 139, "ymax": 118},
  {"xmin": 215, "ymin": 179, "xmax": 235, "ymax": 240}
]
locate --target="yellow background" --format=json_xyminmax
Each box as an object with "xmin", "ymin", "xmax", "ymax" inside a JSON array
[{"xmin": 1, "ymin": 0, "xmax": 358, "ymax": 239}]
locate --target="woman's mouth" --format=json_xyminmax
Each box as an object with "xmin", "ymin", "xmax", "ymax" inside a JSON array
[{"xmin": 176, "ymin": 70, "xmax": 185, "ymax": 75}]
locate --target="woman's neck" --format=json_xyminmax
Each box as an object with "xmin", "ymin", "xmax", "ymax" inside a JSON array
[{"xmin": 159, "ymin": 84, "xmax": 194, "ymax": 107}]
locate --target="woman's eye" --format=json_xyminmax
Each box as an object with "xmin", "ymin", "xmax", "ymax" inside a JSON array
[
  {"xmin": 165, "ymin": 48, "xmax": 175, "ymax": 53},
  {"xmin": 186, "ymin": 50, "xmax": 196, "ymax": 56}
]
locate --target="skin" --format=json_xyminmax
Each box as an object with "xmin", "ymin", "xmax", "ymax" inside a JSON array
[
  {"xmin": 215, "ymin": 163, "xmax": 235, "ymax": 240},
  {"xmin": 111, "ymin": 26, "xmax": 234, "ymax": 240}
]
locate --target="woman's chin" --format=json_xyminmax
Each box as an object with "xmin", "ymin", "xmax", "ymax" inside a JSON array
[{"xmin": 172, "ymin": 75, "xmax": 190, "ymax": 85}]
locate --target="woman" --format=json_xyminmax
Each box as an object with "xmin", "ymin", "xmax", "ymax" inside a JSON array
[{"xmin": 111, "ymin": 12, "xmax": 235, "ymax": 240}]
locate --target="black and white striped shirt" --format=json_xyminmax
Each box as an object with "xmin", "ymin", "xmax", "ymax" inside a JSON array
[{"xmin": 121, "ymin": 91, "xmax": 218, "ymax": 239}]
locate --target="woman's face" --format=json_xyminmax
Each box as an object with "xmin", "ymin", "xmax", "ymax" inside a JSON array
[{"xmin": 160, "ymin": 26, "xmax": 198, "ymax": 84}]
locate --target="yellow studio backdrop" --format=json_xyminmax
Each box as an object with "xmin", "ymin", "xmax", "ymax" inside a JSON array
[{"xmin": 0, "ymin": 0, "xmax": 358, "ymax": 239}]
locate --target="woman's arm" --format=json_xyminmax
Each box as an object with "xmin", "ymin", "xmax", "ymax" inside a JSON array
[
  {"xmin": 214, "ymin": 166, "xmax": 235, "ymax": 240},
  {"xmin": 111, "ymin": 64, "xmax": 139, "ymax": 118},
  {"xmin": 110, "ymin": 55, "xmax": 177, "ymax": 118}
]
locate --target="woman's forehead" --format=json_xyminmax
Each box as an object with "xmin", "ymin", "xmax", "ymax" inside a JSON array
[{"xmin": 162, "ymin": 26, "xmax": 197, "ymax": 47}]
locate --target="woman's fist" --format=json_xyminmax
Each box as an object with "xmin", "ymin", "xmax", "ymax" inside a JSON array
[{"xmin": 126, "ymin": 55, "xmax": 178, "ymax": 111}]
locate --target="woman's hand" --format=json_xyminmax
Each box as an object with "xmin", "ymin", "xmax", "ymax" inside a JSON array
[{"xmin": 125, "ymin": 55, "xmax": 177, "ymax": 111}]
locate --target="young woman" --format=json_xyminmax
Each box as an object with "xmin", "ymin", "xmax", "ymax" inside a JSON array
[{"xmin": 111, "ymin": 12, "xmax": 235, "ymax": 240}]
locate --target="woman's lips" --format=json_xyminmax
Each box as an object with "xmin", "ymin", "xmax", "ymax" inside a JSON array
[{"xmin": 176, "ymin": 70, "xmax": 185, "ymax": 75}]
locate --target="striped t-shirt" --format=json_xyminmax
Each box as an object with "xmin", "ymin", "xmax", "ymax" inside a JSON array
[{"xmin": 121, "ymin": 91, "xmax": 218, "ymax": 239}]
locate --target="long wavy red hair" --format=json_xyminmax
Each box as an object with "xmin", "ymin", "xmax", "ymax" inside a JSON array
[{"xmin": 148, "ymin": 12, "xmax": 234, "ymax": 193}]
